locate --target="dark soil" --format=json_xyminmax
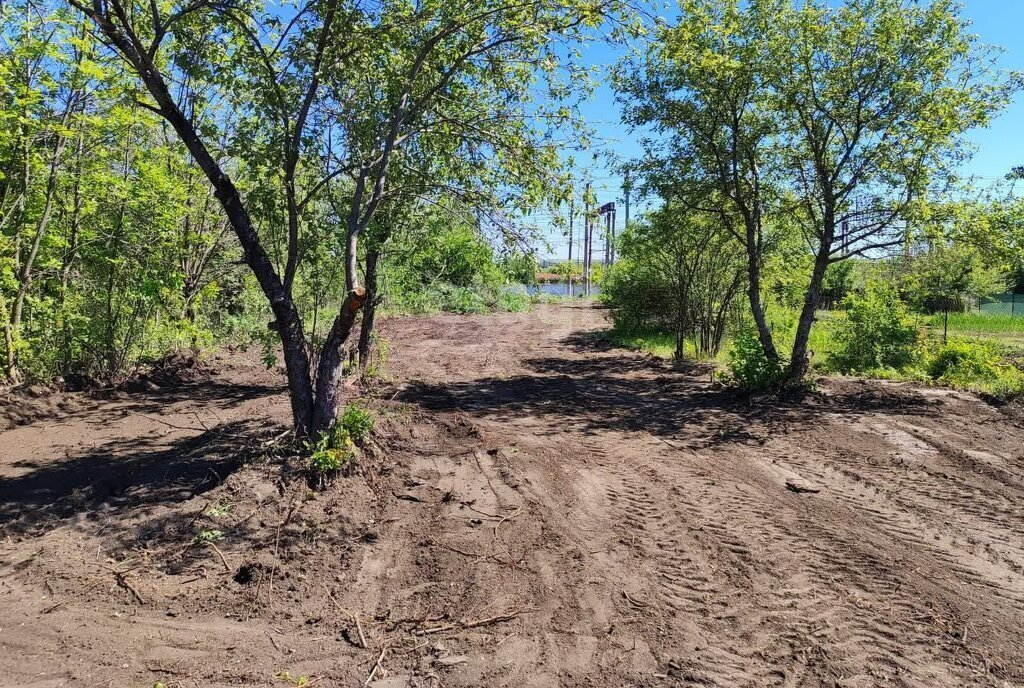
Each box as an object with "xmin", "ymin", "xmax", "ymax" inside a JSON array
[{"xmin": 2, "ymin": 303, "xmax": 1023, "ymax": 687}]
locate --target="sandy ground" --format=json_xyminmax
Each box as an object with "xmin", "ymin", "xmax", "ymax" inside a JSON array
[{"xmin": 1, "ymin": 303, "xmax": 1023, "ymax": 687}]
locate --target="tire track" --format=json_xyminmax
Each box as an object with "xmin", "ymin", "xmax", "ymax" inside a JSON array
[
  {"xmin": 585, "ymin": 429, "xmax": 989, "ymax": 687},
  {"xmin": 771, "ymin": 425, "xmax": 1024, "ymax": 609}
]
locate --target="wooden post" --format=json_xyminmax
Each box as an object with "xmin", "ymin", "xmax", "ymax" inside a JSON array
[{"xmin": 584, "ymin": 182, "xmax": 592, "ymax": 296}]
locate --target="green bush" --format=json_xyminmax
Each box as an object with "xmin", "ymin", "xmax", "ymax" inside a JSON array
[
  {"xmin": 599, "ymin": 259, "xmax": 676, "ymax": 333},
  {"xmin": 725, "ymin": 328, "xmax": 786, "ymax": 391},
  {"xmin": 829, "ymin": 283, "xmax": 919, "ymax": 373},
  {"xmin": 928, "ymin": 340, "xmax": 1003, "ymax": 383},
  {"xmin": 926, "ymin": 339, "xmax": 1024, "ymax": 399},
  {"xmin": 438, "ymin": 285, "xmax": 489, "ymax": 314}
]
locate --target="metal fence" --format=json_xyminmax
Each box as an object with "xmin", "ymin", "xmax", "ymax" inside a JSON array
[{"xmin": 980, "ymin": 293, "xmax": 1024, "ymax": 317}]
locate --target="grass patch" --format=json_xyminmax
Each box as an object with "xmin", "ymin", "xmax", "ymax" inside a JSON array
[
  {"xmin": 923, "ymin": 312, "xmax": 1024, "ymax": 350},
  {"xmin": 605, "ymin": 328, "xmax": 677, "ymax": 359},
  {"xmin": 928, "ymin": 312, "xmax": 1024, "ymax": 334}
]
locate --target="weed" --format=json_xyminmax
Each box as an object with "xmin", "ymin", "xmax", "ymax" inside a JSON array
[
  {"xmin": 340, "ymin": 403, "xmax": 374, "ymax": 445},
  {"xmin": 273, "ymin": 670, "xmax": 309, "ymax": 686},
  {"xmin": 192, "ymin": 529, "xmax": 225, "ymax": 545},
  {"xmin": 309, "ymin": 430, "xmax": 355, "ymax": 474},
  {"xmin": 724, "ymin": 328, "xmax": 786, "ymax": 391},
  {"xmin": 205, "ymin": 500, "xmax": 234, "ymax": 518},
  {"xmin": 925, "ymin": 339, "xmax": 1024, "ymax": 399}
]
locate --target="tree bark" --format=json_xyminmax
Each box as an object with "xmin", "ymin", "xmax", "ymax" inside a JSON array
[
  {"xmin": 312, "ymin": 287, "xmax": 367, "ymax": 434},
  {"xmin": 788, "ymin": 221, "xmax": 834, "ymax": 383},
  {"xmin": 358, "ymin": 247, "xmax": 380, "ymax": 367},
  {"xmin": 745, "ymin": 247, "xmax": 777, "ymax": 364}
]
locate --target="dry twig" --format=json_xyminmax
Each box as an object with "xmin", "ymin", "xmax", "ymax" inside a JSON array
[
  {"xmin": 208, "ymin": 542, "xmax": 232, "ymax": 573},
  {"xmin": 413, "ymin": 609, "xmax": 528, "ymax": 636},
  {"xmin": 365, "ymin": 643, "xmax": 389, "ymax": 685},
  {"xmin": 324, "ymin": 586, "xmax": 370, "ymax": 650},
  {"xmin": 115, "ymin": 572, "xmax": 146, "ymax": 605}
]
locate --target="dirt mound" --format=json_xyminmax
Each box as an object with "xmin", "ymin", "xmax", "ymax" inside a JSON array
[
  {"xmin": 120, "ymin": 350, "xmax": 215, "ymax": 392},
  {"xmin": 0, "ymin": 351, "xmax": 220, "ymax": 431},
  {"xmin": 0, "ymin": 382, "xmax": 86, "ymax": 430}
]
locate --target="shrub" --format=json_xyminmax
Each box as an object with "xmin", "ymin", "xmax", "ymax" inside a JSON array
[
  {"xmin": 438, "ymin": 284, "xmax": 489, "ymax": 314},
  {"xmin": 494, "ymin": 287, "xmax": 532, "ymax": 313},
  {"xmin": 830, "ymin": 283, "xmax": 919, "ymax": 373},
  {"xmin": 926, "ymin": 339, "xmax": 1024, "ymax": 399},
  {"xmin": 928, "ymin": 340, "xmax": 1003, "ymax": 384},
  {"xmin": 600, "ymin": 259, "xmax": 676, "ymax": 333},
  {"xmin": 725, "ymin": 328, "xmax": 786, "ymax": 391}
]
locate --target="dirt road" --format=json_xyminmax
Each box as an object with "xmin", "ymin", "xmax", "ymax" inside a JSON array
[{"xmin": 1, "ymin": 303, "xmax": 1023, "ymax": 687}]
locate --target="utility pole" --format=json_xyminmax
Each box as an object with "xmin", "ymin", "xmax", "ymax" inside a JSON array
[
  {"xmin": 610, "ymin": 206, "xmax": 617, "ymax": 264},
  {"xmin": 604, "ymin": 209, "xmax": 610, "ymax": 267},
  {"xmin": 623, "ymin": 170, "xmax": 631, "ymax": 229},
  {"xmin": 584, "ymin": 182, "xmax": 592, "ymax": 296},
  {"xmin": 567, "ymin": 200, "xmax": 574, "ymax": 296},
  {"xmin": 597, "ymin": 201, "xmax": 615, "ymax": 270},
  {"xmin": 567, "ymin": 199, "xmax": 574, "ymax": 263}
]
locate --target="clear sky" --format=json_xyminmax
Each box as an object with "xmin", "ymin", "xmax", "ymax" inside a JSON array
[{"xmin": 533, "ymin": 0, "xmax": 1024, "ymax": 261}]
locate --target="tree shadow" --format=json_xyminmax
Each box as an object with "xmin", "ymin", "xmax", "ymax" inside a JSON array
[
  {"xmin": 396, "ymin": 330, "xmax": 938, "ymax": 449},
  {"xmin": 0, "ymin": 417, "xmax": 287, "ymax": 536}
]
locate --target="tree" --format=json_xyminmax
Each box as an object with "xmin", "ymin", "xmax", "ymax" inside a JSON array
[
  {"xmin": 774, "ymin": 0, "xmax": 1017, "ymax": 381},
  {"xmin": 616, "ymin": 0, "xmax": 788, "ymax": 365},
  {"xmin": 551, "ymin": 260, "xmax": 582, "ymax": 295},
  {"xmin": 66, "ymin": 0, "xmax": 615, "ymax": 436},
  {"xmin": 602, "ymin": 205, "xmax": 745, "ymax": 360},
  {"xmin": 911, "ymin": 242, "xmax": 1007, "ymax": 342}
]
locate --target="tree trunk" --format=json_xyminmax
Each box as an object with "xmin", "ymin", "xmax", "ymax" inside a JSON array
[
  {"xmin": 312, "ymin": 288, "xmax": 367, "ymax": 434},
  {"xmin": 745, "ymin": 252, "xmax": 777, "ymax": 363},
  {"xmin": 120, "ymin": 45, "xmax": 315, "ymax": 435},
  {"xmin": 674, "ymin": 253, "xmax": 688, "ymax": 362},
  {"xmin": 789, "ymin": 246, "xmax": 832, "ymax": 383},
  {"xmin": 674, "ymin": 299, "xmax": 687, "ymax": 362},
  {"xmin": 358, "ymin": 248, "xmax": 380, "ymax": 368},
  {"xmin": 182, "ymin": 166, "xmax": 314, "ymax": 434}
]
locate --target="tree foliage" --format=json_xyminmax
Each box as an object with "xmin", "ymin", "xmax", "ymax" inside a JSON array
[{"xmin": 615, "ymin": 0, "xmax": 1017, "ymax": 385}]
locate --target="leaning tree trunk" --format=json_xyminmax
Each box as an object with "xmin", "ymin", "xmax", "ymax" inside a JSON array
[
  {"xmin": 312, "ymin": 288, "xmax": 367, "ymax": 434},
  {"xmin": 789, "ymin": 241, "xmax": 833, "ymax": 384},
  {"xmin": 129, "ymin": 50, "xmax": 315, "ymax": 434},
  {"xmin": 358, "ymin": 247, "xmax": 380, "ymax": 368},
  {"xmin": 77, "ymin": 4, "xmax": 323, "ymax": 435}
]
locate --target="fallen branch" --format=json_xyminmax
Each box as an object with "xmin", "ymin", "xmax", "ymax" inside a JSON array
[
  {"xmin": 493, "ymin": 507, "xmax": 523, "ymax": 536},
  {"xmin": 208, "ymin": 542, "xmax": 232, "ymax": 573},
  {"xmin": 785, "ymin": 479, "xmax": 821, "ymax": 494},
  {"xmin": 413, "ymin": 609, "xmax": 527, "ymax": 636},
  {"xmin": 622, "ymin": 590, "xmax": 649, "ymax": 608},
  {"xmin": 115, "ymin": 572, "xmax": 146, "ymax": 605},
  {"xmin": 324, "ymin": 586, "xmax": 370, "ymax": 650}
]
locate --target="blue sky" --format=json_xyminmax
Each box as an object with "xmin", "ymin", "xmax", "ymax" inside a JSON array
[{"xmin": 534, "ymin": 0, "xmax": 1024, "ymax": 261}]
